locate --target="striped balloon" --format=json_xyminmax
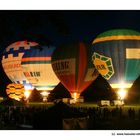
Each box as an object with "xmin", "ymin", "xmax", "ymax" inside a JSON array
[
  {"xmin": 6, "ymin": 83, "xmax": 25, "ymax": 101},
  {"xmin": 2, "ymin": 41, "xmax": 38, "ymax": 90},
  {"xmin": 92, "ymin": 29, "xmax": 140, "ymax": 89},
  {"xmin": 51, "ymin": 42, "xmax": 99, "ymax": 99},
  {"xmin": 21, "ymin": 45, "xmax": 59, "ymax": 91}
]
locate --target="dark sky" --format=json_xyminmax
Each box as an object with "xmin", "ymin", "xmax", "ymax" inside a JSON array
[
  {"xmin": 1, "ymin": 10, "xmax": 140, "ymax": 50},
  {"xmin": 1, "ymin": 10, "xmax": 140, "ymax": 99}
]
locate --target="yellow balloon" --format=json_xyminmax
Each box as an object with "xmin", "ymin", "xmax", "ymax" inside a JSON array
[{"xmin": 6, "ymin": 83, "xmax": 25, "ymax": 101}]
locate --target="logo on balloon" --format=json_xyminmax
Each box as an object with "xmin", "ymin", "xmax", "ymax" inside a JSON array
[
  {"xmin": 23, "ymin": 72, "xmax": 41, "ymax": 77},
  {"xmin": 3, "ymin": 63, "xmax": 21, "ymax": 70},
  {"xmin": 92, "ymin": 52, "xmax": 114, "ymax": 80},
  {"xmin": 52, "ymin": 59, "xmax": 75, "ymax": 75}
]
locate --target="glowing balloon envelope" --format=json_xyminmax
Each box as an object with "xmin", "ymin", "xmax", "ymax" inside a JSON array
[
  {"xmin": 2, "ymin": 41, "xmax": 38, "ymax": 90},
  {"xmin": 51, "ymin": 42, "xmax": 99, "ymax": 99},
  {"xmin": 92, "ymin": 29, "xmax": 140, "ymax": 91},
  {"xmin": 21, "ymin": 45, "xmax": 60, "ymax": 92},
  {"xmin": 6, "ymin": 83, "xmax": 25, "ymax": 101}
]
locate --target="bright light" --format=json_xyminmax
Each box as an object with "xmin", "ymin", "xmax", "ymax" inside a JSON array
[
  {"xmin": 117, "ymin": 88, "xmax": 127, "ymax": 100},
  {"xmin": 120, "ymin": 82, "xmax": 127, "ymax": 89},
  {"xmin": 40, "ymin": 91, "xmax": 50, "ymax": 97},
  {"xmin": 24, "ymin": 90, "xmax": 31, "ymax": 99},
  {"xmin": 24, "ymin": 85, "xmax": 34, "ymax": 91},
  {"xmin": 71, "ymin": 92, "xmax": 80, "ymax": 101},
  {"xmin": 14, "ymin": 97, "xmax": 20, "ymax": 101},
  {"xmin": 73, "ymin": 92, "xmax": 77, "ymax": 101},
  {"xmin": 111, "ymin": 83, "xmax": 132, "ymax": 89},
  {"xmin": 40, "ymin": 91, "xmax": 50, "ymax": 102}
]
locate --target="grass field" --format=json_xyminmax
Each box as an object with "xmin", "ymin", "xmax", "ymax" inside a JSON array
[
  {"xmin": 28, "ymin": 101, "xmax": 140, "ymax": 110},
  {"xmin": 27, "ymin": 102, "xmax": 140, "ymax": 118}
]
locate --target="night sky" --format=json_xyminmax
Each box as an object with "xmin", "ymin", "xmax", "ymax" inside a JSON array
[{"xmin": 1, "ymin": 10, "xmax": 140, "ymax": 101}]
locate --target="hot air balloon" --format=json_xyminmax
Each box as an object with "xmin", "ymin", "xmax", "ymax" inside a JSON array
[
  {"xmin": 92, "ymin": 29, "xmax": 140, "ymax": 100},
  {"xmin": 51, "ymin": 42, "xmax": 99, "ymax": 100},
  {"xmin": 21, "ymin": 45, "xmax": 60, "ymax": 97},
  {"xmin": 6, "ymin": 83, "xmax": 25, "ymax": 101},
  {"xmin": 2, "ymin": 41, "xmax": 38, "ymax": 90}
]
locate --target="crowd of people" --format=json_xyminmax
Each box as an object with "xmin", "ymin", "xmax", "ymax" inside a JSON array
[{"xmin": 0, "ymin": 101, "xmax": 140, "ymax": 130}]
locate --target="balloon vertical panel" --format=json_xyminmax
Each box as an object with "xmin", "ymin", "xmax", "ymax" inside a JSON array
[
  {"xmin": 52, "ymin": 58, "xmax": 76, "ymax": 93},
  {"xmin": 125, "ymin": 48, "xmax": 140, "ymax": 81}
]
